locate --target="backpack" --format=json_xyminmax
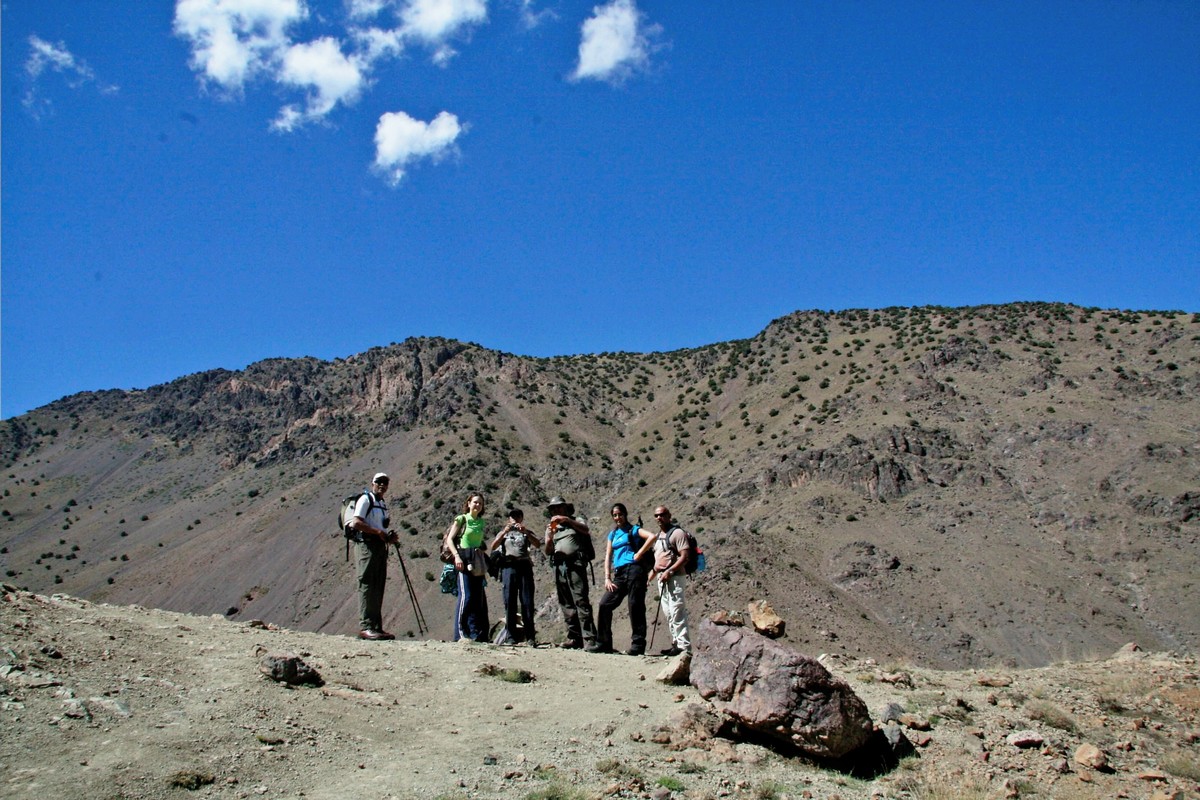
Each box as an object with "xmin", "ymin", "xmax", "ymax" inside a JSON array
[
  {"xmin": 616, "ymin": 525, "xmax": 648, "ymax": 562},
  {"xmin": 335, "ymin": 491, "xmax": 385, "ymax": 560},
  {"xmin": 553, "ymin": 524, "xmax": 595, "ymax": 563},
  {"xmin": 659, "ymin": 525, "xmax": 705, "ymax": 575},
  {"xmin": 486, "ymin": 549, "xmax": 506, "ymax": 579},
  {"xmin": 577, "ymin": 530, "xmax": 596, "ymax": 563},
  {"xmin": 439, "ymin": 563, "xmax": 458, "ymax": 595}
]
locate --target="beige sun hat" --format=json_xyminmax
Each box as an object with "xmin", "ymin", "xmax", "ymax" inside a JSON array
[{"xmin": 546, "ymin": 496, "xmax": 575, "ymax": 515}]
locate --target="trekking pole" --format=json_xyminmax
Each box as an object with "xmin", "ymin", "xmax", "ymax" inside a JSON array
[
  {"xmin": 402, "ymin": 544, "xmax": 428, "ymax": 635},
  {"xmin": 392, "ymin": 542, "xmax": 428, "ymax": 635},
  {"xmin": 648, "ymin": 581, "xmax": 662, "ymax": 652},
  {"xmin": 400, "ymin": 544, "xmax": 428, "ymax": 635}
]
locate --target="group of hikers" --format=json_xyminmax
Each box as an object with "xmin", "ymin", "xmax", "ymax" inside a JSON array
[{"xmin": 346, "ymin": 471, "xmax": 693, "ymax": 657}]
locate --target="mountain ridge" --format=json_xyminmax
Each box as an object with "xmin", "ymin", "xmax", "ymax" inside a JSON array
[{"xmin": 2, "ymin": 302, "xmax": 1197, "ymax": 669}]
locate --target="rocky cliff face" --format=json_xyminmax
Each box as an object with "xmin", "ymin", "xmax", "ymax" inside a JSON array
[{"xmin": 2, "ymin": 303, "xmax": 1197, "ymax": 668}]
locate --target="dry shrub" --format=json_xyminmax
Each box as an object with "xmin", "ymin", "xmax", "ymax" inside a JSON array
[
  {"xmin": 1160, "ymin": 750, "xmax": 1200, "ymax": 782},
  {"xmin": 1091, "ymin": 671, "xmax": 1156, "ymax": 710},
  {"xmin": 524, "ymin": 783, "xmax": 587, "ymax": 800},
  {"xmin": 476, "ymin": 663, "xmax": 535, "ymax": 683},
  {"xmin": 1158, "ymin": 684, "xmax": 1200, "ymax": 713},
  {"xmin": 752, "ymin": 781, "xmax": 790, "ymax": 800},
  {"xmin": 595, "ymin": 758, "xmax": 642, "ymax": 780},
  {"xmin": 167, "ymin": 770, "xmax": 215, "ymax": 790},
  {"xmin": 1025, "ymin": 699, "xmax": 1078, "ymax": 732},
  {"xmin": 907, "ymin": 772, "xmax": 989, "ymax": 800}
]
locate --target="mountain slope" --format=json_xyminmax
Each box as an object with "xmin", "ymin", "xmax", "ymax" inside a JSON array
[{"xmin": 2, "ymin": 303, "xmax": 1197, "ymax": 668}]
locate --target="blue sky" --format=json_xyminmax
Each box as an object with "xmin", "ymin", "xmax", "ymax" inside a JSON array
[{"xmin": 3, "ymin": 1, "xmax": 1198, "ymax": 419}]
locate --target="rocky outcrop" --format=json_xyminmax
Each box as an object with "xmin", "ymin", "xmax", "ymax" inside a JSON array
[
  {"xmin": 830, "ymin": 541, "xmax": 902, "ymax": 588},
  {"xmin": 772, "ymin": 429, "xmax": 971, "ymax": 501},
  {"xmin": 1129, "ymin": 491, "xmax": 1200, "ymax": 523},
  {"xmin": 913, "ymin": 335, "xmax": 1005, "ymax": 374}
]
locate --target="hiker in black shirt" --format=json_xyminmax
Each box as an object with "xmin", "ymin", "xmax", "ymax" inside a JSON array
[{"xmin": 488, "ymin": 508, "xmax": 542, "ymax": 645}]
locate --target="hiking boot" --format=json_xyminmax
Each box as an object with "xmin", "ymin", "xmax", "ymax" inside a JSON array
[
  {"xmin": 359, "ymin": 629, "xmax": 388, "ymax": 641},
  {"xmin": 625, "ymin": 648, "xmax": 645, "ymax": 656},
  {"xmin": 658, "ymin": 646, "xmax": 684, "ymax": 657},
  {"xmin": 559, "ymin": 639, "xmax": 583, "ymax": 649},
  {"xmin": 585, "ymin": 643, "xmax": 614, "ymax": 654}
]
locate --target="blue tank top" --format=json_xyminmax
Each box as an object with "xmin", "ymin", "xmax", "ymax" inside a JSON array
[{"xmin": 608, "ymin": 524, "xmax": 643, "ymax": 568}]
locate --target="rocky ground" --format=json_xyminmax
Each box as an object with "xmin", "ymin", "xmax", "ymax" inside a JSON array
[{"xmin": 1, "ymin": 587, "xmax": 1197, "ymax": 800}]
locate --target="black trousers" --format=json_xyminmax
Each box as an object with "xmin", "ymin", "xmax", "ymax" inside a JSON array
[
  {"xmin": 501, "ymin": 560, "xmax": 537, "ymax": 642},
  {"xmin": 596, "ymin": 561, "xmax": 648, "ymax": 651}
]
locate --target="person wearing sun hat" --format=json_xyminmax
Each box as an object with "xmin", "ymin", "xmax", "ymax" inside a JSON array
[
  {"xmin": 542, "ymin": 496, "xmax": 596, "ymax": 649},
  {"xmin": 346, "ymin": 472, "xmax": 399, "ymax": 640}
]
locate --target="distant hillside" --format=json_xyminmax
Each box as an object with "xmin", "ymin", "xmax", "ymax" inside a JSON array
[{"xmin": 2, "ymin": 303, "xmax": 1197, "ymax": 668}]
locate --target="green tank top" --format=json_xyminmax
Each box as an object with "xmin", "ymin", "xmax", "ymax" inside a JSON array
[{"xmin": 457, "ymin": 513, "xmax": 485, "ymax": 549}]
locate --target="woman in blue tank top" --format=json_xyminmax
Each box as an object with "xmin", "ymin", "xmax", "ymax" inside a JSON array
[{"xmin": 590, "ymin": 503, "xmax": 655, "ymax": 655}]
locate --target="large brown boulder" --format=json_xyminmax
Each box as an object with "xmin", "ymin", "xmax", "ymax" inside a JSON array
[{"xmin": 689, "ymin": 617, "xmax": 873, "ymax": 759}]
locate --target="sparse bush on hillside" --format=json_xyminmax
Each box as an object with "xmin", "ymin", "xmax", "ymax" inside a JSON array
[
  {"xmin": 1160, "ymin": 751, "xmax": 1200, "ymax": 781},
  {"xmin": 900, "ymin": 772, "xmax": 989, "ymax": 800},
  {"xmin": 1024, "ymin": 699, "xmax": 1077, "ymax": 732},
  {"xmin": 523, "ymin": 783, "xmax": 586, "ymax": 800},
  {"xmin": 596, "ymin": 759, "xmax": 642, "ymax": 780}
]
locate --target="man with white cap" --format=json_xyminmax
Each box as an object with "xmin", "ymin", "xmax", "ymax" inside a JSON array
[{"xmin": 346, "ymin": 472, "xmax": 399, "ymax": 640}]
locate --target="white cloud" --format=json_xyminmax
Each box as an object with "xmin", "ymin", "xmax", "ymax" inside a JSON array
[
  {"xmin": 272, "ymin": 37, "xmax": 367, "ymax": 130},
  {"xmin": 348, "ymin": 0, "xmax": 487, "ymax": 66},
  {"xmin": 23, "ymin": 36, "xmax": 118, "ymax": 118},
  {"xmin": 346, "ymin": 0, "xmax": 388, "ymax": 19},
  {"xmin": 571, "ymin": 0, "xmax": 653, "ymax": 84},
  {"xmin": 350, "ymin": 25, "xmax": 405, "ymax": 63},
  {"xmin": 514, "ymin": 0, "xmax": 554, "ymax": 30},
  {"xmin": 399, "ymin": 0, "xmax": 487, "ymax": 43},
  {"xmin": 26, "ymin": 36, "xmax": 91, "ymax": 81},
  {"xmin": 173, "ymin": 0, "xmax": 307, "ymax": 90},
  {"xmin": 373, "ymin": 110, "xmax": 463, "ymax": 185}
]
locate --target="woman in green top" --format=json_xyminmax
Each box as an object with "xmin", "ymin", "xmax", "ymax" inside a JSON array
[{"xmin": 443, "ymin": 493, "xmax": 491, "ymax": 641}]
